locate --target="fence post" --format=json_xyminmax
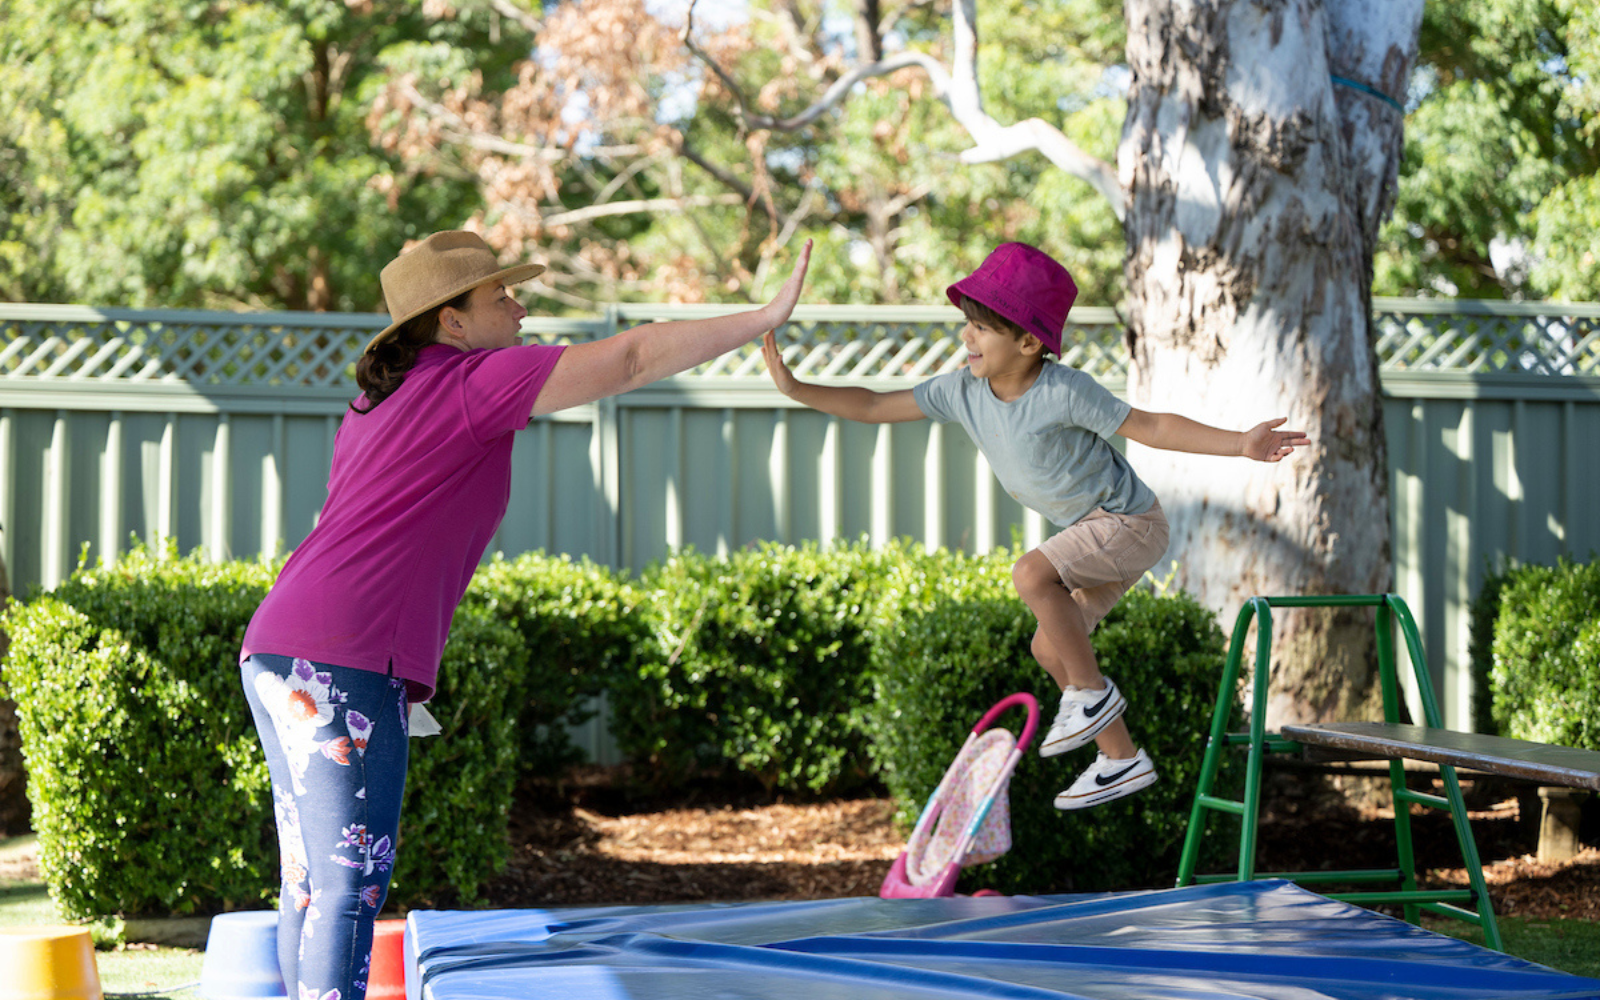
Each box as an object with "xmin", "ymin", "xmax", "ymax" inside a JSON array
[
  {"xmin": 0, "ymin": 410, "xmax": 13, "ymax": 587},
  {"xmin": 593, "ymin": 306, "xmax": 622, "ymax": 570},
  {"xmin": 44, "ymin": 411, "xmax": 69, "ymax": 589}
]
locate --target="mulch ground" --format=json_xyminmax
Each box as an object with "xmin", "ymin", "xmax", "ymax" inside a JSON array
[
  {"xmin": 476, "ymin": 765, "xmax": 1600, "ymax": 922},
  {"xmin": 3, "ymin": 765, "xmax": 1593, "ymax": 924}
]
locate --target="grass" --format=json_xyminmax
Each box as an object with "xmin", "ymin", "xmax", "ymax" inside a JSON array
[
  {"xmin": 1426, "ymin": 914, "xmax": 1600, "ymax": 979},
  {"xmin": 1, "ymin": 836, "xmax": 204, "ymax": 999},
  {"xmin": 2, "ymin": 834, "xmax": 1598, "ymax": 994},
  {"xmin": 0, "ymin": 884, "xmax": 204, "ymax": 998}
]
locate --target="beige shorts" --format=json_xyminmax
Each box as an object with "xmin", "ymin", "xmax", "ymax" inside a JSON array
[{"xmin": 1036, "ymin": 500, "xmax": 1169, "ymax": 632}]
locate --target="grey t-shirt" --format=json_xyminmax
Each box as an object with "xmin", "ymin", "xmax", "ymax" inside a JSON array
[{"xmin": 913, "ymin": 363, "xmax": 1157, "ymax": 528}]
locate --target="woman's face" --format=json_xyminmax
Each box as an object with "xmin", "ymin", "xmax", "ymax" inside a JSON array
[{"xmin": 440, "ymin": 280, "xmax": 528, "ymax": 351}]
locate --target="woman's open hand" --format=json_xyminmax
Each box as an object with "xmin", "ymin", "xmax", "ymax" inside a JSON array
[{"xmin": 761, "ymin": 240, "xmax": 812, "ymax": 331}]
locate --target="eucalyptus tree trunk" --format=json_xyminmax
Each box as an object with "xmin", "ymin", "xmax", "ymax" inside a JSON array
[{"xmin": 1120, "ymin": 0, "xmax": 1422, "ymax": 728}]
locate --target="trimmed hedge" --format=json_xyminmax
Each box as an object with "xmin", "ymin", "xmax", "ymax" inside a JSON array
[
  {"xmin": 2, "ymin": 540, "xmax": 1236, "ymax": 919},
  {"xmin": 1, "ymin": 552, "xmax": 278, "ymax": 920},
  {"xmin": 1488, "ymin": 556, "xmax": 1600, "ymax": 748},
  {"xmin": 0, "ymin": 546, "xmax": 630, "ymax": 919},
  {"xmin": 470, "ymin": 552, "xmax": 647, "ymax": 776},
  {"xmin": 864, "ymin": 548, "xmax": 1238, "ymax": 895},
  {"xmin": 1467, "ymin": 561, "xmax": 1517, "ymax": 736},
  {"xmin": 612, "ymin": 542, "xmax": 882, "ymax": 796}
]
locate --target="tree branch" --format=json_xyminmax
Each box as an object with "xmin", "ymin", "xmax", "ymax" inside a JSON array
[
  {"xmin": 677, "ymin": 138, "xmax": 757, "ymax": 202},
  {"xmin": 483, "ymin": 0, "xmax": 543, "ymax": 34},
  {"xmin": 961, "ymin": 119, "xmax": 1124, "ymax": 215},
  {"xmin": 397, "ymin": 81, "xmax": 657, "ymax": 167},
  {"xmin": 681, "ymin": 0, "xmax": 1124, "ymax": 219},
  {"xmin": 533, "ymin": 194, "xmax": 748, "ymax": 229},
  {"xmin": 684, "ymin": 5, "xmax": 951, "ymax": 133},
  {"xmin": 752, "ymin": 185, "xmax": 824, "ymax": 293},
  {"xmin": 398, "ymin": 82, "xmax": 569, "ymax": 161},
  {"xmin": 883, "ymin": 183, "xmax": 932, "ymax": 217},
  {"xmin": 854, "ymin": 0, "xmax": 883, "ymax": 62}
]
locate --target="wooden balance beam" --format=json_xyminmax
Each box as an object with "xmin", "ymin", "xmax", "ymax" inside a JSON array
[
  {"xmin": 1279, "ymin": 722, "xmax": 1600, "ymax": 792},
  {"xmin": 1181, "ymin": 595, "xmax": 1594, "ymax": 952}
]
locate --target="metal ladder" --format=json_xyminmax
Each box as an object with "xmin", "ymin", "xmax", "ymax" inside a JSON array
[{"xmin": 1174, "ymin": 594, "xmax": 1502, "ymax": 951}]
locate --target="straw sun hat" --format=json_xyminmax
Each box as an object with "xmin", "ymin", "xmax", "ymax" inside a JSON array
[{"xmin": 367, "ymin": 230, "xmax": 545, "ymax": 353}]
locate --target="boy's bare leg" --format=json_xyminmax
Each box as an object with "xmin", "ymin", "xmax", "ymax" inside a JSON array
[{"xmin": 1015, "ymin": 550, "xmax": 1137, "ymax": 760}]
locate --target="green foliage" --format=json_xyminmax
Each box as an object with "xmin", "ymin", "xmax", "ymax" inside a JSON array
[
  {"xmin": 1530, "ymin": 170, "xmax": 1600, "ymax": 300},
  {"xmin": 396, "ymin": 596, "xmax": 523, "ymax": 907},
  {"xmin": 1467, "ymin": 561, "xmax": 1519, "ymax": 735},
  {"xmin": 614, "ymin": 542, "xmax": 883, "ymax": 796},
  {"xmin": 1488, "ymin": 555, "xmax": 1600, "ymax": 747},
  {"xmin": 0, "ymin": 549, "xmax": 279, "ymax": 920},
  {"xmin": 865, "ymin": 575, "xmax": 1235, "ymax": 895},
  {"xmin": 1378, "ymin": 0, "xmax": 1600, "ymax": 299},
  {"xmin": 7, "ymin": 0, "xmax": 1597, "ymax": 312},
  {"xmin": 466, "ymin": 552, "xmax": 648, "ymax": 775},
  {"xmin": 1529, "ymin": 1, "xmax": 1600, "ymax": 299},
  {"xmin": 0, "ymin": 544, "xmax": 530, "ymax": 918},
  {"xmin": 0, "ymin": 0, "xmax": 527, "ymax": 309},
  {"xmin": 2, "ymin": 539, "xmax": 1236, "ymax": 918}
]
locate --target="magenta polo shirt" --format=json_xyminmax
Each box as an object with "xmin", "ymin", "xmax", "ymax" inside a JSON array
[{"xmin": 242, "ymin": 342, "xmax": 565, "ymax": 701}]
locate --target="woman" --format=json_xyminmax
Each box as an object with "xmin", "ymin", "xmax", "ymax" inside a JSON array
[{"xmin": 240, "ymin": 230, "xmax": 811, "ymax": 1000}]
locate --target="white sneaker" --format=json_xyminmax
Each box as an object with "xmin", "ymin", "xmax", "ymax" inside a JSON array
[
  {"xmin": 1054, "ymin": 749, "xmax": 1157, "ymax": 810},
  {"xmin": 1039, "ymin": 679, "xmax": 1126, "ymax": 757}
]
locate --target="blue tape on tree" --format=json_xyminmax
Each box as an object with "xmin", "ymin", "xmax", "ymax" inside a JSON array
[{"xmin": 1331, "ymin": 74, "xmax": 1405, "ymax": 113}]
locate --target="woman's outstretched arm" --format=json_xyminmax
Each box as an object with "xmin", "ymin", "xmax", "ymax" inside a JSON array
[{"xmin": 530, "ymin": 241, "xmax": 812, "ymax": 416}]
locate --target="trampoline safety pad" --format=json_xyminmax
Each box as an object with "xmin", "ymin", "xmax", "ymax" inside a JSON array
[{"xmin": 404, "ymin": 879, "xmax": 1600, "ymax": 1000}]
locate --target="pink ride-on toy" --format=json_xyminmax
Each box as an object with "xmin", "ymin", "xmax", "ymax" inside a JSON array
[{"xmin": 879, "ymin": 692, "xmax": 1040, "ymax": 898}]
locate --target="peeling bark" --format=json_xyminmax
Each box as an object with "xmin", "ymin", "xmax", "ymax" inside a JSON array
[
  {"xmin": 1121, "ymin": 0, "xmax": 1421, "ymax": 728},
  {"xmin": 674, "ymin": 0, "xmax": 1419, "ymax": 728}
]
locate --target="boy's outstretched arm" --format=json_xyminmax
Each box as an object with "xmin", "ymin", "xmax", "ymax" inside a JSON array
[
  {"xmin": 761, "ymin": 332, "xmax": 925, "ymax": 424},
  {"xmin": 1117, "ymin": 409, "xmax": 1310, "ymax": 463}
]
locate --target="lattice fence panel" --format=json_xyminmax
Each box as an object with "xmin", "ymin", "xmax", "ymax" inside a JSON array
[
  {"xmin": 5, "ymin": 303, "xmax": 1596, "ymax": 386},
  {"xmin": 0, "ymin": 315, "xmax": 377, "ymax": 386},
  {"xmin": 1373, "ymin": 308, "xmax": 1600, "ymax": 375},
  {"xmin": 683, "ymin": 315, "xmax": 1129, "ymax": 381},
  {"xmin": 0, "ymin": 313, "xmax": 583, "ymax": 385}
]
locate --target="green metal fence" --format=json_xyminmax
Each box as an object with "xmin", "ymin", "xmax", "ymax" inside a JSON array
[{"xmin": 3, "ymin": 297, "xmax": 1598, "ymax": 745}]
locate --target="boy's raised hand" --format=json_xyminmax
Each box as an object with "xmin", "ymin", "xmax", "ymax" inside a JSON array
[
  {"xmin": 761, "ymin": 331, "xmax": 802, "ymax": 397},
  {"xmin": 1243, "ymin": 417, "xmax": 1310, "ymax": 462}
]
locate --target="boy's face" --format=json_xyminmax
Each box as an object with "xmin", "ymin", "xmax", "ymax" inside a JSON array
[{"xmin": 960, "ymin": 318, "xmax": 1042, "ymax": 380}]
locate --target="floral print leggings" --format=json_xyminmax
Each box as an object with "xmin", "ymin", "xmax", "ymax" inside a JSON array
[{"xmin": 242, "ymin": 654, "xmax": 410, "ymax": 1000}]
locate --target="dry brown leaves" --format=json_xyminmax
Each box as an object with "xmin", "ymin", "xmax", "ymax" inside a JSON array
[
  {"xmin": 5, "ymin": 781, "xmax": 1593, "ymax": 924},
  {"xmin": 478, "ymin": 783, "xmax": 1600, "ymax": 922},
  {"xmin": 479, "ymin": 795, "xmax": 905, "ymax": 908},
  {"xmin": 574, "ymin": 799, "xmax": 905, "ymax": 866},
  {"xmin": 1432, "ymin": 847, "xmax": 1600, "ymax": 922}
]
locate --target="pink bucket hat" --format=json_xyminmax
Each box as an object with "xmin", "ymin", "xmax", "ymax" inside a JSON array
[{"xmin": 947, "ymin": 243, "xmax": 1078, "ymax": 355}]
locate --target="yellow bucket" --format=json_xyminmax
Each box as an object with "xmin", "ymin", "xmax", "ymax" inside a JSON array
[{"xmin": 0, "ymin": 926, "xmax": 103, "ymax": 1000}]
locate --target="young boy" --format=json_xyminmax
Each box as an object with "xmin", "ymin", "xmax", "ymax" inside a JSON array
[{"xmin": 761, "ymin": 242, "xmax": 1307, "ymax": 809}]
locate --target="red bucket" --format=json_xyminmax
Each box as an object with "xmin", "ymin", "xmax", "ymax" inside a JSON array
[{"xmin": 366, "ymin": 919, "xmax": 407, "ymax": 1000}]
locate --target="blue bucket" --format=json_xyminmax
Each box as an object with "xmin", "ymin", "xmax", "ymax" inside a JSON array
[{"xmin": 198, "ymin": 912, "xmax": 286, "ymax": 1000}]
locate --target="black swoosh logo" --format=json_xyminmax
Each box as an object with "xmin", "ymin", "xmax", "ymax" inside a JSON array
[
  {"xmin": 1095, "ymin": 763, "xmax": 1140, "ymax": 787},
  {"xmin": 1082, "ymin": 687, "xmax": 1115, "ymax": 718}
]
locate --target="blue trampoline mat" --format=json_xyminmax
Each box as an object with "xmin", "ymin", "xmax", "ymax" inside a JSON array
[{"xmin": 404, "ymin": 879, "xmax": 1600, "ymax": 1000}]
